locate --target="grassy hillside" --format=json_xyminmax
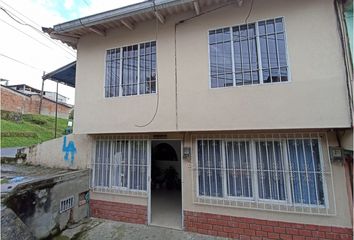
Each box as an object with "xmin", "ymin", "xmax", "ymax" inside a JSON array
[{"xmin": 1, "ymin": 112, "xmax": 68, "ymax": 148}]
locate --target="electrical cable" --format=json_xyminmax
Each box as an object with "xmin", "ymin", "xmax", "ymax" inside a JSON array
[
  {"xmin": 171, "ymin": 0, "xmax": 239, "ymax": 130},
  {"xmin": 134, "ymin": 0, "xmax": 160, "ymax": 128},
  {"xmin": 0, "ymin": 5, "xmax": 76, "ymax": 57},
  {"xmin": 82, "ymin": 0, "xmax": 90, "ymax": 7},
  {"xmin": 244, "ymin": 0, "xmax": 254, "ymax": 24},
  {"xmin": 0, "ymin": 53, "xmax": 42, "ymax": 71},
  {"xmin": 0, "ymin": 18, "xmax": 53, "ymax": 49}
]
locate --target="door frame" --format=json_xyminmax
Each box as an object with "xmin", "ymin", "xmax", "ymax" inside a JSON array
[{"xmin": 148, "ymin": 139, "xmax": 183, "ymax": 229}]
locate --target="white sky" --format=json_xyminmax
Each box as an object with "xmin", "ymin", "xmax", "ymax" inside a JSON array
[{"xmin": 0, "ymin": 0, "xmax": 144, "ymax": 105}]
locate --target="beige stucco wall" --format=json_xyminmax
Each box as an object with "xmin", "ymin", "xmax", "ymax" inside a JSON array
[
  {"xmin": 74, "ymin": 0, "xmax": 350, "ymax": 134},
  {"xmin": 26, "ymin": 134, "xmax": 93, "ymax": 170},
  {"xmin": 90, "ymin": 192, "xmax": 147, "ymax": 206},
  {"xmin": 340, "ymin": 129, "xmax": 353, "ymax": 151},
  {"xmin": 72, "ymin": 131, "xmax": 351, "ymax": 228}
]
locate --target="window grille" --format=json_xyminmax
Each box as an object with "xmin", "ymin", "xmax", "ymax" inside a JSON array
[
  {"xmin": 105, "ymin": 41, "xmax": 156, "ymax": 97},
  {"xmin": 209, "ymin": 17, "xmax": 289, "ymax": 88},
  {"xmin": 91, "ymin": 136, "xmax": 149, "ymax": 197},
  {"xmin": 193, "ymin": 133, "xmax": 335, "ymax": 215},
  {"xmin": 59, "ymin": 195, "xmax": 74, "ymax": 213}
]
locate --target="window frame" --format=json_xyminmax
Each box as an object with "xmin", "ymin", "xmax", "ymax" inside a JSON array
[
  {"xmin": 104, "ymin": 40, "xmax": 157, "ymax": 98},
  {"xmin": 92, "ymin": 139, "xmax": 149, "ymax": 194},
  {"xmin": 195, "ymin": 137, "xmax": 328, "ymax": 209},
  {"xmin": 207, "ymin": 16, "xmax": 292, "ymax": 89}
]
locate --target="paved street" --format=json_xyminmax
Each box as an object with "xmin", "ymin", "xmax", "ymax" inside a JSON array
[{"xmin": 55, "ymin": 218, "xmax": 228, "ymax": 240}]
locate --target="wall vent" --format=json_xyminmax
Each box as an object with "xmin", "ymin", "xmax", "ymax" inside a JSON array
[{"xmin": 59, "ymin": 195, "xmax": 74, "ymax": 213}]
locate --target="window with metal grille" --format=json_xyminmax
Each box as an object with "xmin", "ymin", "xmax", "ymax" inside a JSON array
[
  {"xmin": 92, "ymin": 139, "xmax": 148, "ymax": 193},
  {"xmin": 209, "ymin": 17, "xmax": 289, "ymax": 88},
  {"xmin": 105, "ymin": 41, "xmax": 156, "ymax": 97},
  {"xmin": 196, "ymin": 138, "xmax": 327, "ymax": 208},
  {"xmin": 59, "ymin": 195, "xmax": 74, "ymax": 213}
]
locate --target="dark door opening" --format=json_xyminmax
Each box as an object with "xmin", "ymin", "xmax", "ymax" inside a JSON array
[{"xmin": 150, "ymin": 140, "xmax": 182, "ymax": 229}]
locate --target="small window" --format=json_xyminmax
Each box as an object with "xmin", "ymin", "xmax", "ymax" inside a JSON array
[
  {"xmin": 105, "ymin": 41, "xmax": 156, "ymax": 97},
  {"xmin": 59, "ymin": 195, "xmax": 74, "ymax": 213},
  {"xmin": 209, "ymin": 17, "xmax": 289, "ymax": 88}
]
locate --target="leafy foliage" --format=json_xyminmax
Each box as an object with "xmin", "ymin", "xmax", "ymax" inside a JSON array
[{"xmin": 1, "ymin": 112, "xmax": 68, "ymax": 148}]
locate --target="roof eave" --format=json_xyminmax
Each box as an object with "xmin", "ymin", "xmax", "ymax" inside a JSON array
[{"xmin": 52, "ymin": 0, "xmax": 194, "ymax": 33}]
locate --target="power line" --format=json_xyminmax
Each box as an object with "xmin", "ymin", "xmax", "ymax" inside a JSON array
[
  {"xmin": 0, "ymin": 53, "xmax": 42, "ymax": 71},
  {"xmin": 0, "ymin": 0, "xmax": 43, "ymax": 29},
  {"xmin": 0, "ymin": 0, "xmax": 76, "ymax": 55},
  {"xmin": 0, "ymin": 4, "xmax": 76, "ymax": 57},
  {"xmin": 82, "ymin": 0, "xmax": 90, "ymax": 7},
  {"xmin": 0, "ymin": 18, "xmax": 53, "ymax": 49}
]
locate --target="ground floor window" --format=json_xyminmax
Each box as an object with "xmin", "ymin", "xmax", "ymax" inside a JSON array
[
  {"xmin": 197, "ymin": 138, "xmax": 326, "ymax": 207},
  {"xmin": 93, "ymin": 139, "xmax": 148, "ymax": 192}
]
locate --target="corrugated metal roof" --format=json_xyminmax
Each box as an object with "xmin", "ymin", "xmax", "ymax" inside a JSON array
[
  {"xmin": 44, "ymin": 0, "xmax": 233, "ymax": 48},
  {"xmin": 42, "ymin": 61, "xmax": 76, "ymax": 87}
]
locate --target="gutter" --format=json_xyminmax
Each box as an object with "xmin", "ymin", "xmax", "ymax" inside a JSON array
[{"xmin": 53, "ymin": 0, "xmax": 195, "ymax": 33}]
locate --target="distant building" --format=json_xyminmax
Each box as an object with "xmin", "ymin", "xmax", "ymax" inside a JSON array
[
  {"xmin": 43, "ymin": 91, "xmax": 70, "ymax": 104},
  {"xmin": 7, "ymin": 84, "xmax": 70, "ymax": 104},
  {"xmin": 0, "ymin": 78, "xmax": 9, "ymax": 86},
  {"xmin": 1, "ymin": 85, "xmax": 72, "ymax": 119}
]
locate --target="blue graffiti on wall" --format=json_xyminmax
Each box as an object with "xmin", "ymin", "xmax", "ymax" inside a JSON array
[{"xmin": 62, "ymin": 136, "xmax": 77, "ymax": 165}]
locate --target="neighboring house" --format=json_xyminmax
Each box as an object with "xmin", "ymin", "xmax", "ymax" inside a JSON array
[
  {"xmin": 43, "ymin": 91, "xmax": 70, "ymax": 104},
  {"xmin": 8, "ymin": 84, "xmax": 42, "ymax": 95},
  {"xmin": 1, "ymin": 85, "xmax": 72, "ymax": 118},
  {"xmin": 45, "ymin": 0, "xmax": 353, "ymax": 239},
  {"xmin": 7, "ymin": 84, "xmax": 70, "ymax": 104}
]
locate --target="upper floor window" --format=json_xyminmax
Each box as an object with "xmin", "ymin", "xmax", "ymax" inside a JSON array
[
  {"xmin": 209, "ymin": 17, "xmax": 289, "ymax": 88},
  {"xmin": 105, "ymin": 41, "xmax": 156, "ymax": 97}
]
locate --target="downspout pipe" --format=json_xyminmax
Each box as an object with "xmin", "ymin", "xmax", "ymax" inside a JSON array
[{"xmin": 334, "ymin": 0, "xmax": 354, "ymax": 128}]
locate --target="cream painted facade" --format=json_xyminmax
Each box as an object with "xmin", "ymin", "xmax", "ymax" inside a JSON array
[
  {"xmin": 59, "ymin": 0, "xmax": 354, "ymax": 233},
  {"xmin": 29, "ymin": 132, "xmax": 352, "ymax": 227},
  {"xmin": 74, "ymin": 0, "xmax": 350, "ymax": 134}
]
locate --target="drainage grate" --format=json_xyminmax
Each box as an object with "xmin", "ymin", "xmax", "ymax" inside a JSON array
[{"xmin": 59, "ymin": 195, "xmax": 74, "ymax": 213}]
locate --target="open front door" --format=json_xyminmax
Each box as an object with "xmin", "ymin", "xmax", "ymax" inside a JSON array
[{"xmin": 148, "ymin": 140, "xmax": 182, "ymax": 229}]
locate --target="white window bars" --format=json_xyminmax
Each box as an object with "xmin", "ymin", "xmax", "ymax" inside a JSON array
[
  {"xmin": 193, "ymin": 133, "xmax": 336, "ymax": 215},
  {"xmin": 59, "ymin": 195, "xmax": 74, "ymax": 213},
  {"xmin": 91, "ymin": 136, "xmax": 149, "ymax": 197},
  {"xmin": 209, "ymin": 17, "xmax": 290, "ymax": 88},
  {"xmin": 105, "ymin": 41, "xmax": 157, "ymax": 97}
]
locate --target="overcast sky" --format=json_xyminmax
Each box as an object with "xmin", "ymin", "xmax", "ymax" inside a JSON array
[{"xmin": 0, "ymin": 0, "xmax": 144, "ymax": 105}]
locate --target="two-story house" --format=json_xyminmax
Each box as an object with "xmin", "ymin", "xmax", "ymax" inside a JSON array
[{"xmin": 44, "ymin": 0, "xmax": 353, "ymax": 239}]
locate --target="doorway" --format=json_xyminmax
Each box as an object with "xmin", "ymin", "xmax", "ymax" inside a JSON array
[{"xmin": 150, "ymin": 140, "xmax": 182, "ymax": 229}]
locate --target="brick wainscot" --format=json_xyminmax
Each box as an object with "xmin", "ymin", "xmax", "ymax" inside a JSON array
[
  {"xmin": 90, "ymin": 199, "xmax": 147, "ymax": 224},
  {"xmin": 184, "ymin": 211, "xmax": 353, "ymax": 240}
]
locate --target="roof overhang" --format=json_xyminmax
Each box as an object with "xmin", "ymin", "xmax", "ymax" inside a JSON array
[
  {"xmin": 42, "ymin": 61, "xmax": 76, "ymax": 87},
  {"xmin": 43, "ymin": 0, "xmax": 238, "ymax": 49}
]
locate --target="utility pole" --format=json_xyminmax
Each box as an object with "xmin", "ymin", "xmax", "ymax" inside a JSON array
[
  {"xmin": 39, "ymin": 72, "xmax": 45, "ymax": 114},
  {"xmin": 54, "ymin": 79, "xmax": 59, "ymax": 138}
]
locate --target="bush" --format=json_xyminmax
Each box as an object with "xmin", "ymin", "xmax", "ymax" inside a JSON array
[
  {"xmin": 1, "ymin": 131, "xmax": 37, "ymax": 137},
  {"xmin": 1, "ymin": 110, "xmax": 22, "ymax": 122},
  {"xmin": 23, "ymin": 114, "xmax": 47, "ymax": 125}
]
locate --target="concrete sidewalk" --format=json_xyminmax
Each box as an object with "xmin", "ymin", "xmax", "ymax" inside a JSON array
[
  {"xmin": 1, "ymin": 147, "xmax": 23, "ymax": 158},
  {"xmin": 55, "ymin": 218, "xmax": 228, "ymax": 240}
]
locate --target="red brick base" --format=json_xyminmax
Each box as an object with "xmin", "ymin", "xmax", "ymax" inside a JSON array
[
  {"xmin": 90, "ymin": 199, "xmax": 147, "ymax": 224},
  {"xmin": 184, "ymin": 211, "xmax": 353, "ymax": 240}
]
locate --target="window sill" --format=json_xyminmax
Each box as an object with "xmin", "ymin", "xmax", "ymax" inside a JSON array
[
  {"xmin": 209, "ymin": 80, "xmax": 292, "ymax": 91},
  {"xmin": 194, "ymin": 196, "xmax": 332, "ymax": 215},
  {"xmin": 91, "ymin": 186, "xmax": 148, "ymax": 198},
  {"xmin": 103, "ymin": 92, "xmax": 158, "ymax": 100}
]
